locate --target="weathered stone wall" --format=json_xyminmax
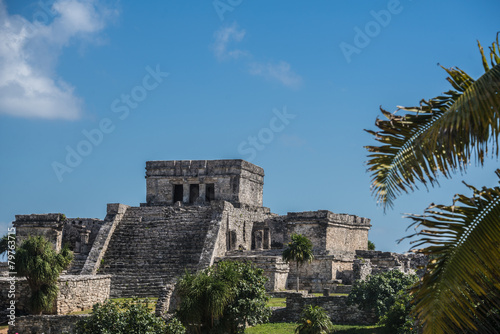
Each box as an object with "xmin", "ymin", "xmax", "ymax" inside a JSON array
[
  {"xmin": 286, "ymin": 253, "xmax": 355, "ymax": 292},
  {"xmin": 0, "ymin": 275, "xmax": 31, "ymax": 318},
  {"xmin": 145, "ymin": 160, "xmax": 264, "ymax": 207},
  {"xmin": 325, "ymin": 214, "xmax": 370, "ymax": 252},
  {"xmin": 285, "ymin": 212, "xmax": 328, "ymax": 251},
  {"xmin": 0, "ymin": 275, "xmax": 110, "ymax": 317},
  {"xmin": 355, "ymin": 250, "xmax": 428, "ymax": 277},
  {"xmin": 8, "ymin": 315, "xmax": 89, "ymax": 334},
  {"xmin": 267, "ymin": 216, "xmax": 286, "ymax": 249},
  {"xmin": 62, "ymin": 218, "xmax": 104, "ymax": 253},
  {"xmin": 56, "ymin": 275, "xmax": 111, "ymax": 314},
  {"xmin": 13, "ymin": 214, "xmax": 65, "ymax": 251},
  {"xmin": 223, "ymin": 204, "xmax": 274, "ymax": 252},
  {"xmin": 283, "ymin": 211, "xmax": 371, "ymax": 253},
  {"xmin": 270, "ymin": 293, "xmax": 377, "ymax": 325}
]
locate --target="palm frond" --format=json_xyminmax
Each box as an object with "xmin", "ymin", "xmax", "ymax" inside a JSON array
[
  {"xmin": 403, "ymin": 169, "xmax": 500, "ymax": 333},
  {"xmin": 365, "ymin": 38, "xmax": 500, "ymax": 209}
]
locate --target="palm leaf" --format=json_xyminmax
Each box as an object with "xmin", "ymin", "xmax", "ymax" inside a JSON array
[
  {"xmin": 365, "ymin": 38, "xmax": 500, "ymax": 209},
  {"xmin": 402, "ymin": 169, "xmax": 500, "ymax": 333}
]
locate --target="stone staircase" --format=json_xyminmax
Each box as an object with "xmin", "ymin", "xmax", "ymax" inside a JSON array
[
  {"xmin": 66, "ymin": 253, "xmax": 88, "ymax": 275},
  {"xmin": 98, "ymin": 205, "xmax": 217, "ymax": 297}
]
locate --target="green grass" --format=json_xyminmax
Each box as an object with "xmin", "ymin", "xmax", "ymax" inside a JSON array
[
  {"xmin": 246, "ymin": 322, "xmax": 297, "ymax": 334},
  {"xmin": 311, "ymin": 292, "xmax": 349, "ymax": 297},
  {"xmin": 267, "ymin": 297, "xmax": 286, "ymax": 308},
  {"xmin": 246, "ymin": 323, "xmax": 385, "ymax": 334},
  {"xmin": 266, "ymin": 293, "xmax": 349, "ymax": 308}
]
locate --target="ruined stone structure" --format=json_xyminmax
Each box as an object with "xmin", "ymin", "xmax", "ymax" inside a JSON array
[
  {"xmin": 4, "ymin": 159, "xmax": 430, "ymax": 333},
  {"xmin": 8, "ymin": 159, "xmax": 421, "ymax": 301}
]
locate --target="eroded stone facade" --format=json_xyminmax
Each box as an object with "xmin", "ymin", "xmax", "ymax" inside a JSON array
[{"xmin": 8, "ymin": 159, "xmax": 426, "ymax": 333}]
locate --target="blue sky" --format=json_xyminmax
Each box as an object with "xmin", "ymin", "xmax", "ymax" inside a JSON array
[{"xmin": 1, "ymin": 0, "xmax": 499, "ymax": 254}]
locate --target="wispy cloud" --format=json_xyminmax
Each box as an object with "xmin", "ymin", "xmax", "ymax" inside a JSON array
[
  {"xmin": 279, "ymin": 134, "xmax": 306, "ymax": 148},
  {"xmin": 211, "ymin": 22, "xmax": 302, "ymax": 89},
  {"xmin": 211, "ymin": 23, "xmax": 248, "ymax": 61},
  {"xmin": 0, "ymin": 0, "xmax": 117, "ymax": 120},
  {"xmin": 248, "ymin": 61, "xmax": 302, "ymax": 88}
]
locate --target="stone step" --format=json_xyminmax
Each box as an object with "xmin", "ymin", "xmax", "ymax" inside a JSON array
[{"xmin": 99, "ymin": 205, "xmax": 215, "ymax": 297}]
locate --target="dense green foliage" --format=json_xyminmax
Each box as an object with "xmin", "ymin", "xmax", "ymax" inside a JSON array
[
  {"xmin": 367, "ymin": 241, "xmax": 375, "ymax": 251},
  {"xmin": 0, "ymin": 233, "xmax": 10, "ymax": 256},
  {"xmin": 165, "ymin": 317, "xmax": 187, "ymax": 334},
  {"xmin": 295, "ymin": 305, "xmax": 334, "ymax": 334},
  {"xmin": 378, "ymin": 291, "xmax": 419, "ymax": 334},
  {"xmin": 74, "ymin": 298, "xmax": 173, "ymax": 334},
  {"xmin": 15, "ymin": 235, "xmax": 73, "ymax": 314},
  {"xmin": 282, "ymin": 234, "xmax": 314, "ymax": 291},
  {"xmin": 176, "ymin": 260, "xmax": 271, "ymax": 334},
  {"xmin": 365, "ymin": 34, "xmax": 500, "ymax": 332},
  {"xmin": 347, "ymin": 270, "xmax": 417, "ymax": 320}
]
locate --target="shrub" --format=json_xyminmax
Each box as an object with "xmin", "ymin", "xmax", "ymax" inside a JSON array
[
  {"xmin": 347, "ymin": 270, "xmax": 417, "ymax": 320},
  {"xmin": 379, "ymin": 291, "xmax": 419, "ymax": 334},
  {"xmin": 74, "ymin": 298, "xmax": 168, "ymax": 334},
  {"xmin": 165, "ymin": 317, "xmax": 186, "ymax": 334},
  {"xmin": 176, "ymin": 260, "xmax": 271, "ymax": 333},
  {"xmin": 367, "ymin": 240, "xmax": 375, "ymax": 250},
  {"xmin": 295, "ymin": 305, "xmax": 334, "ymax": 334}
]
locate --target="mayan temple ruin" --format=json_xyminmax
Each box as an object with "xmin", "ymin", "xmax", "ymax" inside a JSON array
[{"xmin": 2, "ymin": 159, "xmax": 425, "ymax": 331}]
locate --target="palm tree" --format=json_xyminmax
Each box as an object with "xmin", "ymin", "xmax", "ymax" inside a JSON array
[
  {"xmin": 365, "ymin": 34, "xmax": 500, "ymax": 333},
  {"xmin": 176, "ymin": 263, "xmax": 239, "ymax": 334},
  {"xmin": 295, "ymin": 305, "xmax": 334, "ymax": 334},
  {"xmin": 282, "ymin": 233, "xmax": 314, "ymax": 292},
  {"xmin": 15, "ymin": 235, "xmax": 73, "ymax": 314}
]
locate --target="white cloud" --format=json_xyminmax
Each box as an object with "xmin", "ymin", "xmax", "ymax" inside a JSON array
[
  {"xmin": 248, "ymin": 61, "xmax": 302, "ymax": 88},
  {"xmin": 0, "ymin": 0, "xmax": 116, "ymax": 120},
  {"xmin": 211, "ymin": 23, "xmax": 302, "ymax": 89},
  {"xmin": 211, "ymin": 23, "xmax": 248, "ymax": 61}
]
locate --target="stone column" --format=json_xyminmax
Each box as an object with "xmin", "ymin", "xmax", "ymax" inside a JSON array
[
  {"xmin": 263, "ymin": 228, "xmax": 271, "ymax": 249},
  {"xmin": 199, "ymin": 183, "xmax": 206, "ymax": 203},
  {"xmin": 254, "ymin": 230, "xmax": 263, "ymax": 250},
  {"xmin": 79, "ymin": 230, "xmax": 91, "ymax": 253},
  {"xmin": 353, "ymin": 259, "xmax": 372, "ymax": 281},
  {"xmin": 183, "ymin": 183, "xmax": 189, "ymax": 204}
]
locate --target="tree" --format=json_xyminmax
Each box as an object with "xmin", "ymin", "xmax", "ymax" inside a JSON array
[
  {"xmin": 367, "ymin": 240, "xmax": 376, "ymax": 250},
  {"xmin": 74, "ymin": 298, "xmax": 173, "ymax": 334},
  {"xmin": 295, "ymin": 305, "xmax": 335, "ymax": 334},
  {"xmin": 347, "ymin": 270, "xmax": 417, "ymax": 321},
  {"xmin": 365, "ymin": 34, "xmax": 500, "ymax": 333},
  {"xmin": 282, "ymin": 233, "xmax": 314, "ymax": 292},
  {"xmin": 379, "ymin": 291, "xmax": 419, "ymax": 334},
  {"xmin": 0, "ymin": 233, "xmax": 9, "ymax": 257},
  {"xmin": 176, "ymin": 260, "xmax": 270, "ymax": 334},
  {"xmin": 15, "ymin": 235, "xmax": 73, "ymax": 314}
]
